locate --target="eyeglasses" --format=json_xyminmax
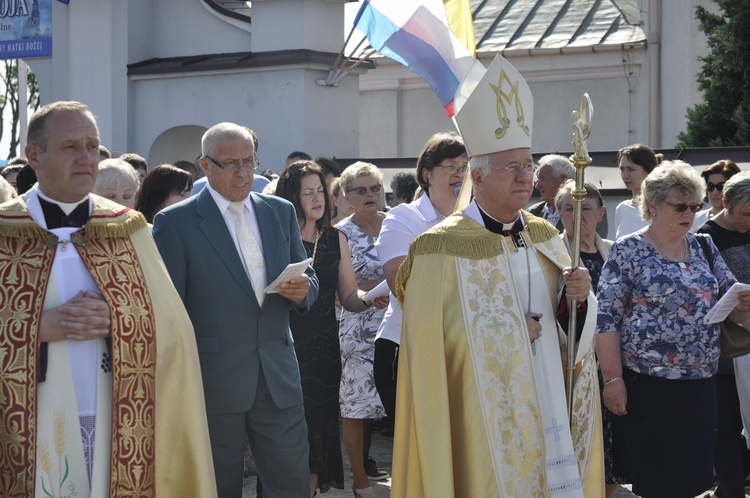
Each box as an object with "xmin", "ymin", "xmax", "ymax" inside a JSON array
[
  {"xmin": 665, "ymin": 201, "xmax": 703, "ymax": 213},
  {"xmin": 491, "ymin": 162, "xmax": 537, "ymax": 176},
  {"xmin": 439, "ymin": 163, "xmax": 468, "ymax": 175},
  {"xmin": 205, "ymin": 155, "xmax": 257, "ymax": 173},
  {"xmin": 346, "ymin": 184, "xmax": 382, "ymax": 196},
  {"xmin": 706, "ymin": 181, "xmax": 725, "ymax": 192}
]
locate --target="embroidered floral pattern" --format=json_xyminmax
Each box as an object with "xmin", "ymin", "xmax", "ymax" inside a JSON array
[{"xmin": 456, "ymin": 254, "xmax": 546, "ymax": 496}]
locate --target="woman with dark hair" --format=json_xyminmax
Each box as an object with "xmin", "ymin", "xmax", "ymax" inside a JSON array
[
  {"xmin": 695, "ymin": 159, "xmax": 742, "ymax": 225},
  {"xmin": 0, "ymin": 161, "xmax": 25, "ymax": 192},
  {"xmin": 389, "ymin": 172, "xmax": 418, "ymax": 207},
  {"xmin": 373, "ymin": 131, "xmax": 467, "ymax": 440},
  {"xmin": 275, "ymin": 161, "xmax": 387, "ymax": 498},
  {"xmin": 135, "ymin": 164, "xmax": 193, "ymax": 224},
  {"xmin": 615, "ymin": 143, "xmax": 663, "ymax": 239}
]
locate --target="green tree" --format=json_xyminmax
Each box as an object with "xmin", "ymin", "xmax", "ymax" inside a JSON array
[
  {"xmin": 677, "ymin": 0, "xmax": 750, "ymax": 147},
  {"xmin": 0, "ymin": 59, "xmax": 40, "ymax": 159}
]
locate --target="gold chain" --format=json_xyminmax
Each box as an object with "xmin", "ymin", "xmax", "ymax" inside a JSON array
[{"xmin": 649, "ymin": 225, "xmax": 687, "ymax": 262}]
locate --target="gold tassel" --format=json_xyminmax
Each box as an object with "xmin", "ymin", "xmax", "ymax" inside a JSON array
[
  {"xmin": 395, "ymin": 211, "xmax": 560, "ymax": 305},
  {"xmin": 395, "ymin": 251, "xmax": 413, "ymax": 306},
  {"xmin": 0, "ymin": 223, "xmax": 48, "ymax": 239},
  {"xmin": 522, "ymin": 211, "xmax": 561, "ymax": 243},
  {"xmin": 84, "ymin": 211, "xmax": 148, "ymax": 239}
]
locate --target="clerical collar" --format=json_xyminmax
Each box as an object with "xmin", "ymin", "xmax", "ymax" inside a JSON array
[
  {"xmin": 476, "ymin": 203, "xmax": 524, "ymax": 236},
  {"xmin": 37, "ymin": 190, "xmax": 90, "ymax": 229},
  {"xmin": 37, "ymin": 188, "xmax": 89, "ymax": 215}
]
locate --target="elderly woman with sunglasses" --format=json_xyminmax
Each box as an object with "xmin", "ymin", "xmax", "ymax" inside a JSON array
[
  {"xmin": 596, "ymin": 161, "xmax": 750, "ymax": 498},
  {"xmin": 697, "ymin": 171, "xmax": 750, "ymax": 498},
  {"xmin": 335, "ymin": 162, "xmax": 390, "ymax": 497}
]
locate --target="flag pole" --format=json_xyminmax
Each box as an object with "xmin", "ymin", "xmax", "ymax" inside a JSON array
[
  {"xmin": 331, "ymin": 23, "xmax": 358, "ymax": 74},
  {"xmin": 566, "ymin": 93, "xmax": 593, "ymax": 423}
]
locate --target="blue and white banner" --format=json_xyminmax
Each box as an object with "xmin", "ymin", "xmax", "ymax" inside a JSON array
[
  {"xmin": 354, "ymin": 0, "xmax": 475, "ymax": 117},
  {"xmin": 0, "ymin": 0, "xmax": 52, "ymax": 59}
]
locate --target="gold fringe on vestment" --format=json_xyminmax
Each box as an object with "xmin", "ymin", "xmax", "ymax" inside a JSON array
[
  {"xmin": 0, "ymin": 195, "xmax": 147, "ymax": 240},
  {"xmin": 396, "ymin": 211, "xmax": 559, "ymax": 304}
]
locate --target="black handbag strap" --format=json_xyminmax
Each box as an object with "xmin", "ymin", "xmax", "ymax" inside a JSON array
[{"xmin": 696, "ymin": 233, "xmax": 714, "ymax": 272}]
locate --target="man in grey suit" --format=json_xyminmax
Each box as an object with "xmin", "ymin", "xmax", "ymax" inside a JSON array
[{"xmin": 153, "ymin": 122, "xmax": 318, "ymax": 498}]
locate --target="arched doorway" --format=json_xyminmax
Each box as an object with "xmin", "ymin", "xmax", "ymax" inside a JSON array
[{"xmin": 148, "ymin": 125, "xmax": 206, "ymax": 169}]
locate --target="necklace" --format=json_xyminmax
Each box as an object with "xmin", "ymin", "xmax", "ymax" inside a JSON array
[
  {"xmin": 650, "ymin": 226, "xmax": 687, "ymax": 262},
  {"xmin": 307, "ymin": 230, "xmax": 320, "ymax": 266}
]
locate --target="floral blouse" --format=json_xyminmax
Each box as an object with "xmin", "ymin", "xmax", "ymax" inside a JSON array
[{"xmin": 596, "ymin": 230, "xmax": 735, "ymax": 379}]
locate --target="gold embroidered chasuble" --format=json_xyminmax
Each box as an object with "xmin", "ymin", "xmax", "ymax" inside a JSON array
[
  {"xmin": 393, "ymin": 210, "xmax": 604, "ymax": 498},
  {"xmin": 0, "ymin": 195, "xmax": 217, "ymax": 498}
]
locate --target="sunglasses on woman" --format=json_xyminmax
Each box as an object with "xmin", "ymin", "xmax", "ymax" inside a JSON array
[
  {"xmin": 346, "ymin": 184, "xmax": 382, "ymax": 196},
  {"xmin": 706, "ymin": 181, "xmax": 725, "ymax": 192},
  {"xmin": 665, "ymin": 201, "xmax": 703, "ymax": 213}
]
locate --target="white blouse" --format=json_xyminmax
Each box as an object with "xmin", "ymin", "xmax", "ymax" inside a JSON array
[{"xmin": 375, "ymin": 194, "xmax": 444, "ymax": 344}]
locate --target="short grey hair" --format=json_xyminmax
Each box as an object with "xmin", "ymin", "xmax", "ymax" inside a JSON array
[
  {"xmin": 201, "ymin": 122, "xmax": 254, "ymax": 158},
  {"xmin": 94, "ymin": 158, "xmax": 140, "ymax": 193},
  {"xmin": 554, "ymin": 179, "xmax": 603, "ymax": 210},
  {"xmin": 537, "ymin": 154, "xmax": 575, "ymax": 179},
  {"xmin": 722, "ymin": 171, "xmax": 750, "ymax": 211},
  {"xmin": 469, "ymin": 154, "xmax": 492, "ymax": 177},
  {"xmin": 340, "ymin": 161, "xmax": 384, "ymax": 193},
  {"xmin": 639, "ymin": 160, "xmax": 705, "ymax": 221}
]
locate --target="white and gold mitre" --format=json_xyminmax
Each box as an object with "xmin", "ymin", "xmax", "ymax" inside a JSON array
[{"xmin": 453, "ymin": 54, "xmax": 533, "ymax": 157}]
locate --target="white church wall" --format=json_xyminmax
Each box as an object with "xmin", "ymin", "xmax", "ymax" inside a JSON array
[
  {"xmin": 358, "ymin": 47, "xmax": 652, "ymax": 160},
  {"xmin": 149, "ymin": 125, "xmax": 206, "ymax": 167},
  {"xmin": 252, "ymin": 0, "xmax": 346, "ymax": 53},
  {"xmin": 153, "ymin": 0, "xmax": 251, "ymax": 58},
  {"xmin": 131, "ymin": 65, "xmax": 361, "ymax": 172}
]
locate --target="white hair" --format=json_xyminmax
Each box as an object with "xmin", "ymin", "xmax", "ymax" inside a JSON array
[
  {"xmin": 201, "ymin": 122, "xmax": 254, "ymax": 157},
  {"xmin": 95, "ymin": 158, "xmax": 139, "ymax": 193},
  {"xmin": 469, "ymin": 154, "xmax": 492, "ymax": 176},
  {"xmin": 537, "ymin": 154, "xmax": 575, "ymax": 179}
]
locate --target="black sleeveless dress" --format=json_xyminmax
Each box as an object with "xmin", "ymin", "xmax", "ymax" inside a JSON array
[{"xmin": 290, "ymin": 227, "xmax": 344, "ymax": 493}]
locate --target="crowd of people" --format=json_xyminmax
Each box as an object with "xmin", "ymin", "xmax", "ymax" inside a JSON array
[{"xmin": 3, "ymin": 57, "xmax": 750, "ymax": 498}]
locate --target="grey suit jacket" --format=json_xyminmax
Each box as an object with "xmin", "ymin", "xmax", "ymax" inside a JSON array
[
  {"xmin": 152, "ymin": 188, "xmax": 318, "ymax": 414},
  {"xmin": 528, "ymin": 200, "xmax": 564, "ymax": 232}
]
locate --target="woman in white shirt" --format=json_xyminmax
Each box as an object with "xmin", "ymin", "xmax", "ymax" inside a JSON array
[
  {"xmin": 373, "ymin": 131, "xmax": 467, "ymax": 430},
  {"xmin": 614, "ymin": 144, "xmax": 662, "ymax": 239}
]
